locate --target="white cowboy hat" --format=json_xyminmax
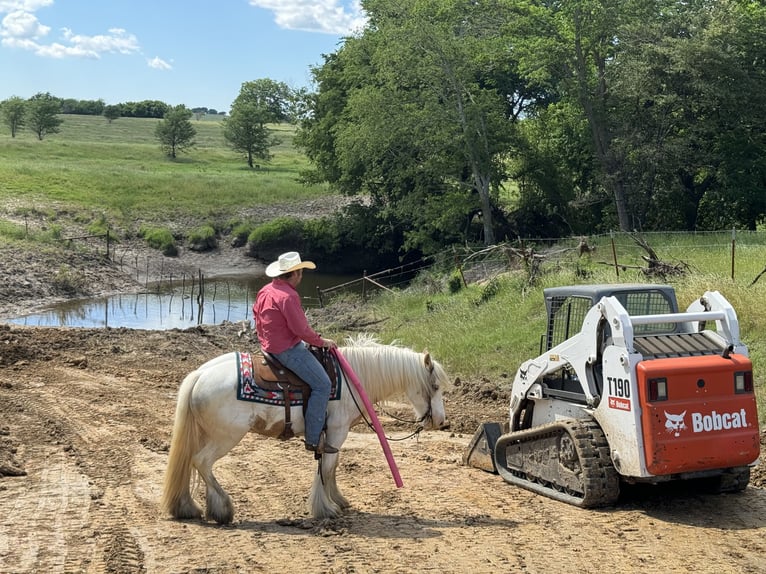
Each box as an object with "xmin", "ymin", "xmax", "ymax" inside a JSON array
[{"xmin": 265, "ymin": 251, "xmax": 316, "ymax": 277}]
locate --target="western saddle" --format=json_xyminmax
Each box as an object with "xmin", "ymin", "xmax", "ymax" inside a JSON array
[{"xmin": 253, "ymin": 346, "xmax": 337, "ymax": 440}]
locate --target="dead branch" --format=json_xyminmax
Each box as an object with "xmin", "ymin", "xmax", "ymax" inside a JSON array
[
  {"xmin": 630, "ymin": 233, "xmax": 689, "ymax": 278},
  {"xmin": 750, "ymin": 266, "xmax": 766, "ymax": 287}
]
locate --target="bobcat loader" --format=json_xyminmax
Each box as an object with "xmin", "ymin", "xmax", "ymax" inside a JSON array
[{"xmin": 464, "ymin": 284, "xmax": 761, "ymax": 507}]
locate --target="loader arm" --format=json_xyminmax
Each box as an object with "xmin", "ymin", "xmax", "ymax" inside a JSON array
[{"xmin": 509, "ymin": 304, "xmax": 608, "ymax": 424}]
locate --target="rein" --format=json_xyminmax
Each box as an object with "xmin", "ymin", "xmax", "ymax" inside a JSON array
[{"xmin": 342, "ymin": 372, "xmax": 433, "ymax": 442}]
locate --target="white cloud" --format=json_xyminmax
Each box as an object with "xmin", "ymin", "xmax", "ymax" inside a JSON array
[
  {"xmin": 147, "ymin": 56, "xmax": 171, "ymax": 70},
  {"xmin": 249, "ymin": 0, "xmax": 366, "ymax": 35},
  {"xmin": 61, "ymin": 27, "xmax": 138, "ymax": 55},
  {"xmin": 1, "ymin": 9, "xmax": 50, "ymax": 38},
  {"xmin": 0, "ymin": 0, "xmax": 53, "ymax": 13},
  {"xmin": 34, "ymin": 40, "xmax": 98, "ymax": 58},
  {"xmin": 1, "ymin": 1, "xmax": 139, "ymax": 59}
]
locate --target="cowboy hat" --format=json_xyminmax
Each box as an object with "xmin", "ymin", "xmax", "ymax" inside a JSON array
[{"xmin": 265, "ymin": 251, "xmax": 316, "ymax": 277}]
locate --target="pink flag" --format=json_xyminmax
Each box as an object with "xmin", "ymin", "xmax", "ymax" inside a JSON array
[{"xmin": 331, "ymin": 348, "xmax": 403, "ymax": 488}]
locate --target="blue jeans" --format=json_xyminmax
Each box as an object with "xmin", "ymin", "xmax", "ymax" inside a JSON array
[{"xmin": 274, "ymin": 342, "xmax": 332, "ymax": 446}]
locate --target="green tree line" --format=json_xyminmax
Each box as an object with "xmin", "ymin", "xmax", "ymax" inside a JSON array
[{"xmin": 295, "ymin": 0, "xmax": 766, "ymax": 255}]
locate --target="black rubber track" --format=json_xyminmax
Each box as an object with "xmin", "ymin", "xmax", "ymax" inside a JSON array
[{"xmin": 494, "ymin": 417, "xmax": 620, "ymax": 508}]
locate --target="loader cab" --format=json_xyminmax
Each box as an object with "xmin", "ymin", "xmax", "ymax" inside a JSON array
[{"xmin": 542, "ymin": 284, "xmax": 680, "ymax": 352}]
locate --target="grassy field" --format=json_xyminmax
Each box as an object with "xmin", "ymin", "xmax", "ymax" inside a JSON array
[{"xmin": 0, "ymin": 113, "xmax": 329, "ymax": 232}]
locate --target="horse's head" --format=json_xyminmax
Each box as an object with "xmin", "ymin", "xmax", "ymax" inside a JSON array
[
  {"xmin": 338, "ymin": 335, "xmax": 450, "ymax": 431},
  {"xmin": 406, "ymin": 351, "xmax": 449, "ymax": 431}
]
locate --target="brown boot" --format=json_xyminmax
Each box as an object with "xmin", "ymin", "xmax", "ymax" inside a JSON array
[
  {"xmin": 304, "ymin": 442, "xmax": 339, "ymax": 454},
  {"xmin": 305, "ymin": 432, "xmax": 339, "ymax": 454}
]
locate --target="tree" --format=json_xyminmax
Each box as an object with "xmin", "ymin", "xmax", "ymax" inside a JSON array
[
  {"xmin": 60, "ymin": 98, "xmax": 105, "ymax": 115},
  {"xmin": 298, "ymin": 0, "xmax": 532, "ymax": 249},
  {"xmin": 155, "ymin": 105, "xmax": 196, "ymax": 158},
  {"xmin": 121, "ymin": 100, "xmax": 169, "ymax": 118},
  {"xmin": 298, "ymin": 0, "xmax": 766, "ymax": 245},
  {"xmin": 508, "ymin": 0, "xmax": 766, "ymax": 233},
  {"xmin": 103, "ymin": 105, "xmax": 121, "ymax": 123},
  {"xmin": 1, "ymin": 96, "xmax": 26, "ymax": 137},
  {"xmin": 191, "ymin": 107, "xmax": 208, "ymax": 120},
  {"xmin": 223, "ymin": 101, "xmax": 280, "ymax": 168},
  {"xmin": 26, "ymin": 92, "xmax": 62, "ymax": 140},
  {"xmin": 234, "ymin": 79, "xmax": 292, "ymax": 123}
]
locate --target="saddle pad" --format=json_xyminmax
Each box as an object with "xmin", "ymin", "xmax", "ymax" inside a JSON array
[{"xmin": 235, "ymin": 351, "xmax": 342, "ymax": 404}]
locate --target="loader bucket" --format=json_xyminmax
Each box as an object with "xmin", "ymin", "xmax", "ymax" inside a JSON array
[{"xmin": 462, "ymin": 422, "xmax": 506, "ymax": 473}]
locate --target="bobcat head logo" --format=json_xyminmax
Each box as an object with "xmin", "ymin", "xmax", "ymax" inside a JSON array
[{"xmin": 664, "ymin": 411, "xmax": 687, "ymax": 437}]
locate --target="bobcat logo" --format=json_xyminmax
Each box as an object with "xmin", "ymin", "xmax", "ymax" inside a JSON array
[{"xmin": 664, "ymin": 411, "xmax": 687, "ymax": 437}]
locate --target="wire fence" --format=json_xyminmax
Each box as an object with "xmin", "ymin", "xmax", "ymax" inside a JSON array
[
  {"xmin": 316, "ymin": 229, "xmax": 766, "ymax": 303},
  {"xmin": 52, "ymin": 228, "xmax": 766, "ymax": 310}
]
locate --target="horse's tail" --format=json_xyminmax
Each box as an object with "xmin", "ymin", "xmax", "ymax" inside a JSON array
[{"xmin": 161, "ymin": 369, "xmax": 204, "ymax": 520}]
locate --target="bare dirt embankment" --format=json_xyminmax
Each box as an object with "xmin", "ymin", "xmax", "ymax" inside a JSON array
[{"xmin": 1, "ymin": 213, "xmax": 765, "ymax": 574}]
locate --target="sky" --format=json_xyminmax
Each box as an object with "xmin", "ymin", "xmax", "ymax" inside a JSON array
[{"xmin": 0, "ymin": 0, "xmax": 367, "ymax": 112}]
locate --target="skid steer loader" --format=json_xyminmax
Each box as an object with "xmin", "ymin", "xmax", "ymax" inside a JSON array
[{"xmin": 464, "ymin": 284, "xmax": 761, "ymax": 507}]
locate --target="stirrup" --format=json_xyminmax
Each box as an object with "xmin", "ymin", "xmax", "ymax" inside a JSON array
[
  {"xmin": 304, "ymin": 432, "xmax": 339, "ymax": 454},
  {"xmin": 304, "ymin": 442, "xmax": 339, "ymax": 455}
]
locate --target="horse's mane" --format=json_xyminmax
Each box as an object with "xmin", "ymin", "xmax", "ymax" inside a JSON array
[
  {"xmin": 338, "ymin": 333, "xmax": 450, "ymax": 402},
  {"xmin": 342, "ymin": 333, "xmax": 395, "ymax": 348}
]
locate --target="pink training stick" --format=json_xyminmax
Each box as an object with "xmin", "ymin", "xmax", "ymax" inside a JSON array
[{"xmin": 331, "ymin": 348, "xmax": 404, "ymax": 488}]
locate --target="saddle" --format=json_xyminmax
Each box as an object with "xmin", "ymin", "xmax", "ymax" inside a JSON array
[{"xmin": 254, "ymin": 346, "xmax": 338, "ymax": 440}]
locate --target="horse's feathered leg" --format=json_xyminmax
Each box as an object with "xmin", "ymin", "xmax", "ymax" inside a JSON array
[
  {"xmin": 308, "ymin": 452, "xmax": 343, "ymax": 519},
  {"xmin": 308, "ymin": 426, "xmax": 350, "ymax": 518},
  {"xmin": 322, "ymin": 453, "xmax": 350, "ymax": 509},
  {"xmin": 193, "ymin": 438, "xmax": 241, "ymax": 525},
  {"xmin": 162, "ymin": 371, "xmax": 204, "ymax": 520}
]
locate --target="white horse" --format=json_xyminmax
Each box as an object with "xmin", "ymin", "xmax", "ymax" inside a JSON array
[{"xmin": 161, "ymin": 336, "xmax": 450, "ymax": 524}]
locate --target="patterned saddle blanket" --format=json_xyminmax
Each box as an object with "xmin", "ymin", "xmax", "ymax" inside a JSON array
[{"xmin": 235, "ymin": 350, "xmax": 342, "ymax": 405}]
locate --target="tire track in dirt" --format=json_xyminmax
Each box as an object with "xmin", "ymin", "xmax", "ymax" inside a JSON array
[
  {"xmin": 0, "ymin": 367, "xmax": 155, "ymax": 573},
  {"xmin": 0, "ymin": 445, "xmax": 93, "ymax": 573}
]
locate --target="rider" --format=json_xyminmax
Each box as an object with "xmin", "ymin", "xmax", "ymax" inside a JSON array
[{"xmin": 253, "ymin": 251, "xmax": 339, "ymax": 455}]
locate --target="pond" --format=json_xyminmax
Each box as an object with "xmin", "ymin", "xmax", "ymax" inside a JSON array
[{"xmin": 7, "ymin": 272, "xmax": 360, "ymax": 330}]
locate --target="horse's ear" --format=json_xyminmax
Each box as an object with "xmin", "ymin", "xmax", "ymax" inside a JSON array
[{"xmin": 423, "ymin": 351, "xmax": 434, "ymax": 373}]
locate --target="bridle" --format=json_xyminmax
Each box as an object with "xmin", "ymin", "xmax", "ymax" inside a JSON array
[{"xmin": 346, "ymin": 360, "xmax": 439, "ymax": 442}]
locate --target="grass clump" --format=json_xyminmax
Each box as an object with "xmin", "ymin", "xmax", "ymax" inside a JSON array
[
  {"xmin": 86, "ymin": 213, "xmax": 110, "ymax": 236},
  {"xmin": 230, "ymin": 221, "xmax": 254, "ymax": 247},
  {"xmin": 247, "ymin": 216, "xmax": 305, "ymax": 259},
  {"xmin": 0, "ymin": 220, "xmax": 28, "ymax": 241},
  {"xmin": 139, "ymin": 225, "xmax": 177, "ymax": 256},
  {"xmin": 188, "ymin": 224, "xmax": 218, "ymax": 252},
  {"xmin": 51, "ymin": 264, "xmax": 86, "ymax": 294}
]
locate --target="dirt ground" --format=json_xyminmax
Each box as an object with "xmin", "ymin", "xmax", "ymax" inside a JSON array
[{"xmin": 1, "ymin": 225, "xmax": 766, "ymax": 573}]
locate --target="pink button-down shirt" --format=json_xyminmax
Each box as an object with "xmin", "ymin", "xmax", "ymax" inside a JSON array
[{"xmin": 253, "ymin": 279, "xmax": 324, "ymax": 354}]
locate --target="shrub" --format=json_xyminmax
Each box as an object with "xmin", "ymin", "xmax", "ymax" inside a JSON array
[
  {"xmin": 448, "ymin": 269, "xmax": 464, "ymax": 293},
  {"xmin": 139, "ymin": 225, "xmax": 177, "ymax": 256},
  {"xmin": 303, "ymin": 217, "xmax": 340, "ymax": 256},
  {"xmin": 247, "ymin": 217, "xmax": 305, "ymax": 259},
  {"xmin": 51, "ymin": 264, "xmax": 85, "ymax": 294},
  {"xmin": 188, "ymin": 224, "xmax": 217, "ymax": 252}
]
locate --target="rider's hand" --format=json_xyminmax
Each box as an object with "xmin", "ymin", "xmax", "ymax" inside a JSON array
[{"xmin": 322, "ymin": 338, "xmax": 337, "ymax": 349}]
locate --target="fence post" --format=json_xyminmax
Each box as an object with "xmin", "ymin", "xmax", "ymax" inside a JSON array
[
  {"xmin": 362, "ymin": 271, "xmax": 367, "ymax": 302},
  {"xmin": 316, "ymin": 286, "xmax": 324, "ymax": 308},
  {"xmin": 610, "ymin": 231, "xmax": 619, "ymax": 278},
  {"xmin": 454, "ymin": 254, "xmax": 467, "ymax": 287},
  {"xmin": 731, "ymin": 227, "xmax": 736, "ymax": 281}
]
